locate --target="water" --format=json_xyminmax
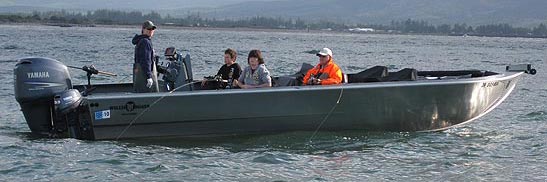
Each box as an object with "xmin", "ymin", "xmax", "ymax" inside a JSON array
[{"xmin": 0, "ymin": 24, "xmax": 546, "ymax": 181}]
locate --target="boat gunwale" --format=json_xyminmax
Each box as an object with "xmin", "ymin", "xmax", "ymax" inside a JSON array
[{"xmin": 85, "ymin": 71, "xmax": 525, "ymax": 99}]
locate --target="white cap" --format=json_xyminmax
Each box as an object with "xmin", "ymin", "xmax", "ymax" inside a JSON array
[{"xmin": 316, "ymin": 48, "xmax": 333, "ymax": 57}]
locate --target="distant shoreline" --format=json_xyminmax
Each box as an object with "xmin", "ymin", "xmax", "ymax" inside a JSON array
[
  {"xmin": 4, "ymin": 22, "xmax": 547, "ymax": 39},
  {"xmin": 3, "ymin": 8, "xmax": 547, "ymax": 39},
  {"xmin": 3, "ymin": 22, "xmax": 330, "ymax": 33},
  {"xmin": 3, "ymin": 22, "xmax": 366, "ymax": 37}
]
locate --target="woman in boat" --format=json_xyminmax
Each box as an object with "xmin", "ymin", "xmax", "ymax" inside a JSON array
[
  {"xmin": 302, "ymin": 47, "xmax": 343, "ymax": 85},
  {"xmin": 234, "ymin": 49, "xmax": 272, "ymax": 89}
]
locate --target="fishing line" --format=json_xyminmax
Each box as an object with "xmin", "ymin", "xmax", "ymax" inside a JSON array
[
  {"xmin": 307, "ymin": 88, "xmax": 344, "ymax": 145},
  {"xmin": 117, "ymin": 75, "xmax": 131, "ymax": 84},
  {"xmin": 115, "ymin": 81, "xmax": 200, "ymax": 140}
]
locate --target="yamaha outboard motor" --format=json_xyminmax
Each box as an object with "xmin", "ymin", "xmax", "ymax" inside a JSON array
[{"xmin": 14, "ymin": 57, "xmax": 75, "ymax": 135}]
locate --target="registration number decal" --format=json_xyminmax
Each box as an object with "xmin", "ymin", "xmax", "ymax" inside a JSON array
[
  {"xmin": 482, "ymin": 81, "xmax": 499, "ymax": 88},
  {"xmin": 94, "ymin": 110, "xmax": 111, "ymax": 120}
]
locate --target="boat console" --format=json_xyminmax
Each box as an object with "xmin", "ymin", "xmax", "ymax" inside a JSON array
[{"xmin": 156, "ymin": 47, "xmax": 194, "ymax": 91}]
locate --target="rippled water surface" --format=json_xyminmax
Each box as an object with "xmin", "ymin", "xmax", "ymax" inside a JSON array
[{"xmin": 0, "ymin": 25, "xmax": 546, "ymax": 181}]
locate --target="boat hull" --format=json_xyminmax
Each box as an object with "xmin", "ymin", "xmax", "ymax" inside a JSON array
[{"xmin": 85, "ymin": 72, "xmax": 523, "ymax": 140}]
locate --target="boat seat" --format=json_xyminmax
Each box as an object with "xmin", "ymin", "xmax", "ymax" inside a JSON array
[
  {"xmin": 383, "ymin": 68, "xmax": 417, "ymax": 81},
  {"xmin": 272, "ymin": 63, "xmax": 315, "ymax": 87},
  {"xmin": 347, "ymin": 66, "xmax": 388, "ymax": 83}
]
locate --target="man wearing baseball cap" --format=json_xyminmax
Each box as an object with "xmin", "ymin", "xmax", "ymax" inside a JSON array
[
  {"xmin": 302, "ymin": 47, "xmax": 343, "ymax": 85},
  {"xmin": 132, "ymin": 20, "xmax": 159, "ymax": 92}
]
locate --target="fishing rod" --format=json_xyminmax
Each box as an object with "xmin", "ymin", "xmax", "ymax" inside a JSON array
[
  {"xmin": 67, "ymin": 65, "xmax": 118, "ymax": 87},
  {"xmin": 67, "ymin": 65, "xmax": 118, "ymax": 76},
  {"xmin": 67, "ymin": 65, "xmax": 118, "ymax": 96}
]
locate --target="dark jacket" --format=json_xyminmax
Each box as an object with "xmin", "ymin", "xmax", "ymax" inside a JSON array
[
  {"xmin": 217, "ymin": 63, "xmax": 242, "ymax": 80},
  {"xmin": 132, "ymin": 34, "xmax": 154, "ymax": 79}
]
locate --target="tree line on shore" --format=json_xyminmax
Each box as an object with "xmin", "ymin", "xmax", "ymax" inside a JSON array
[{"xmin": 1, "ymin": 9, "xmax": 547, "ymax": 38}]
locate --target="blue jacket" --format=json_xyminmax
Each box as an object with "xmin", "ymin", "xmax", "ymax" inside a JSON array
[{"xmin": 132, "ymin": 34, "xmax": 154, "ymax": 78}]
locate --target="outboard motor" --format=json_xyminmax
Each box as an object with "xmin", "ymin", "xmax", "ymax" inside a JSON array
[
  {"xmin": 52, "ymin": 89, "xmax": 88, "ymax": 138},
  {"xmin": 14, "ymin": 57, "xmax": 74, "ymax": 136}
]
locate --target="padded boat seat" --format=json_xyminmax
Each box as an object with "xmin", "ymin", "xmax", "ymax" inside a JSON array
[
  {"xmin": 347, "ymin": 66, "xmax": 388, "ymax": 83},
  {"xmin": 384, "ymin": 68, "xmax": 417, "ymax": 81},
  {"xmin": 273, "ymin": 63, "xmax": 314, "ymax": 87}
]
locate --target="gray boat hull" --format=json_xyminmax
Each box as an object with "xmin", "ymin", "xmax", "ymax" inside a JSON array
[{"xmin": 86, "ymin": 72, "xmax": 522, "ymax": 140}]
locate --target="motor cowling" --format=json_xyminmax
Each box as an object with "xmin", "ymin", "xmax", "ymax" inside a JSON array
[
  {"xmin": 54, "ymin": 89, "xmax": 82, "ymax": 115},
  {"xmin": 14, "ymin": 57, "xmax": 72, "ymax": 135}
]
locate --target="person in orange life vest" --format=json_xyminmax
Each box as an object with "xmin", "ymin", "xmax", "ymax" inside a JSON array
[{"xmin": 302, "ymin": 48, "xmax": 343, "ymax": 85}]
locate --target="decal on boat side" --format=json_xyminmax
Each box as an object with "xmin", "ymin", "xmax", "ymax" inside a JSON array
[
  {"xmin": 481, "ymin": 81, "xmax": 499, "ymax": 88},
  {"xmin": 94, "ymin": 110, "xmax": 111, "ymax": 120},
  {"xmin": 109, "ymin": 101, "xmax": 149, "ymax": 112}
]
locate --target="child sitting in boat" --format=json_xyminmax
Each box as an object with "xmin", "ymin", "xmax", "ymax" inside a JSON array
[
  {"xmin": 202, "ymin": 48, "xmax": 242, "ymax": 89},
  {"xmin": 234, "ymin": 49, "xmax": 272, "ymax": 89}
]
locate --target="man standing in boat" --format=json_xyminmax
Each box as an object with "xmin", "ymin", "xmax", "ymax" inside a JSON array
[
  {"xmin": 132, "ymin": 20, "xmax": 159, "ymax": 93},
  {"xmin": 302, "ymin": 48, "xmax": 343, "ymax": 85}
]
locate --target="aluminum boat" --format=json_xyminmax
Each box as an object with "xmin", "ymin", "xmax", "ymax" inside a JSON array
[{"xmin": 13, "ymin": 49, "xmax": 536, "ymax": 140}]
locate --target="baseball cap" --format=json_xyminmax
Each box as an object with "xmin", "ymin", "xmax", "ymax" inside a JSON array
[
  {"xmin": 316, "ymin": 48, "xmax": 333, "ymax": 57},
  {"xmin": 142, "ymin": 20, "xmax": 156, "ymax": 30}
]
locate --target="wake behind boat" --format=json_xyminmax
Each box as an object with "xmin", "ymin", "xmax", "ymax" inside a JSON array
[{"xmin": 13, "ymin": 48, "xmax": 536, "ymax": 140}]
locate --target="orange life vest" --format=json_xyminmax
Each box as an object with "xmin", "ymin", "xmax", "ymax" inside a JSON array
[{"xmin": 302, "ymin": 59, "xmax": 343, "ymax": 85}]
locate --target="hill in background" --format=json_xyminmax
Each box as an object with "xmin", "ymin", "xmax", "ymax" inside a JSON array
[{"xmin": 203, "ymin": 0, "xmax": 547, "ymax": 26}]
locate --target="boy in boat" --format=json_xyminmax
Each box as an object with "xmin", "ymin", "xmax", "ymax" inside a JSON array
[
  {"xmin": 202, "ymin": 48, "xmax": 242, "ymax": 89},
  {"xmin": 234, "ymin": 49, "xmax": 272, "ymax": 89},
  {"xmin": 302, "ymin": 47, "xmax": 343, "ymax": 85}
]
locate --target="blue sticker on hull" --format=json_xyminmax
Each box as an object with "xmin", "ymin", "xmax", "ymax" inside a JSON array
[{"xmin": 94, "ymin": 110, "xmax": 111, "ymax": 120}]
